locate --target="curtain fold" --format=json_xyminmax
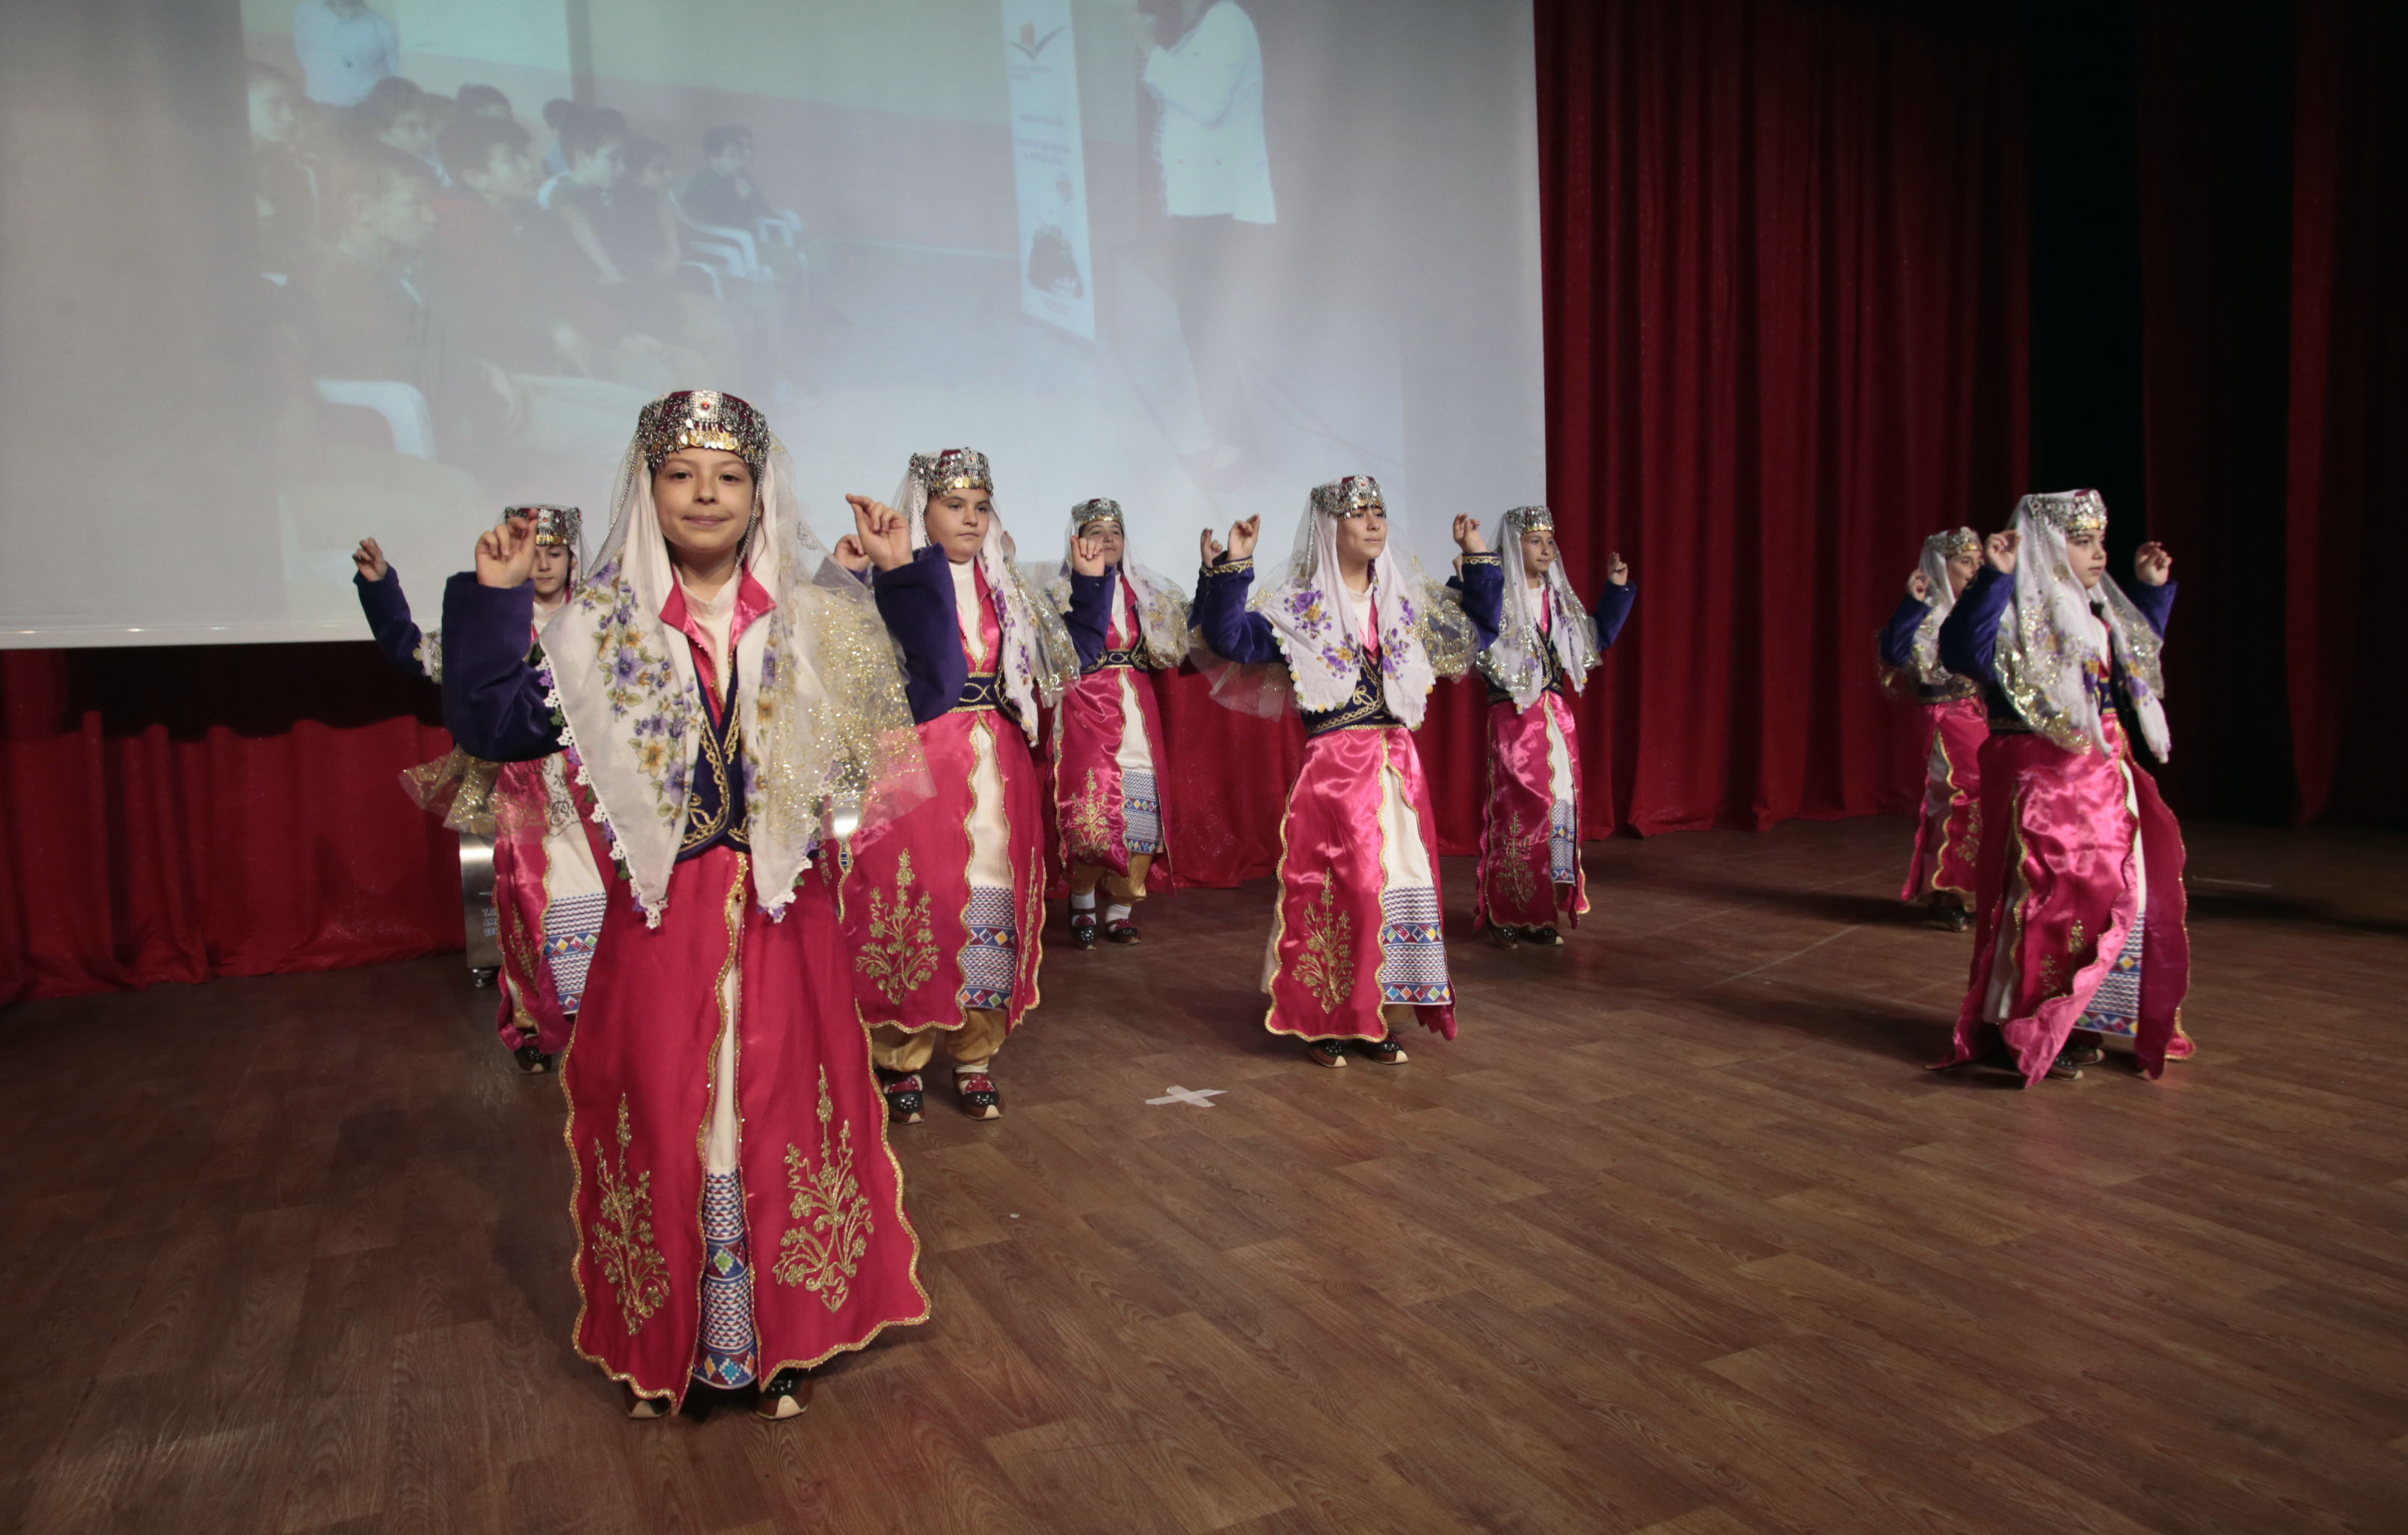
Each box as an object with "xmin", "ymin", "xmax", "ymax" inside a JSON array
[{"xmin": 1535, "ymin": 0, "xmax": 2030, "ymax": 834}]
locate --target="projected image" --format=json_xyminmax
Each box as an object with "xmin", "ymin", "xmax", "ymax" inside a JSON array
[{"xmin": 223, "ymin": 0, "xmax": 1541, "ymax": 632}]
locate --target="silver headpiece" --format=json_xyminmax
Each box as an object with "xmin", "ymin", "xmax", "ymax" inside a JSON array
[
  {"xmin": 1501, "ymin": 505, "xmax": 1555, "ymax": 536},
  {"xmin": 1071, "ymin": 497, "xmax": 1124, "ymax": 531},
  {"xmin": 2033, "ymin": 490, "xmax": 2108, "ymax": 537},
  {"xmin": 910, "ymin": 447, "xmax": 994, "ymax": 494},
  {"xmin": 1309, "ymin": 475, "xmax": 1385, "ymax": 519},
  {"xmin": 633, "ymin": 389, "xmax": 770, "ymax": 472},
  {"xmin": 508, "ymin": 505, "xmax": 583, "ymax": 548}
]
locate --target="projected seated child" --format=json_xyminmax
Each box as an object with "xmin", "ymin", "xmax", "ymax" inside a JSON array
[
  {"xmin": 302, "ymin": 140, "xmax": 651, "ymax": 478},
  {"xmin": 353, "ymin": 75, "xmax": 444, "ymax": 186},
  {"xmin": 248, "ymin": 62, "xmax": 316, "ymax": 278},
  {"xmin": 432, "ymin": 113, "xmax": 702, "ymax": 393}
]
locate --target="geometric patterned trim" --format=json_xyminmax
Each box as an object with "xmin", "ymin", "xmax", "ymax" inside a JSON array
[
  {"xmin": 692, "ymin": 1169, "xmax": 760, "ymax": 1388},
  {"xmin": 957, "ymin": 885, "xmax": 1018, "ymax": 1011},
  {"xmin": 2077, "ymin": 913, "xmax": 2145, "ymax": 1037},
  {"xmin": 1375, "ymin": 886, "xmax": 1452, "ymax": 1006},
  {"xmin": 1122, "ymin": 770, "xmax": 1164, "ymax": 855},
  {"xmin": 541, "ymin": 891, "xmax": 609, "ymax": 1014},
  {"xmin": 1548, "ymin": 799, "xmax": 1578, "ymax": 886}
]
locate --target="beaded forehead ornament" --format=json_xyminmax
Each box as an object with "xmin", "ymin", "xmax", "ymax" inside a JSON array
[
  {"xmin": 911, "ymin": 448, "xmax": 993, "ymax": 494},
  {"xmin": 635, "ymin": 390, "xmax": 769, "ymax": 472},
  {"xmin": 1309, "ymin": 475, "xmax": 1384, "ymax": 519},
  {"xmin": 2034, "ymin": 490, "xmax": 2107, "ymax": 536},
  {"xmin": 506, "ymin": 505, "xmax": 583, "ymax": 548}
]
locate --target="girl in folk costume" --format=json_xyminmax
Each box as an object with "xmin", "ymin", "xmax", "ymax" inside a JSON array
[
  {"xmin": 354, "ymin": 515, "xmax": 611, "ymax": 1073},
  {"xmin": 1047, "ymin": 497, "xmax": 1191, "ymax": 947},
  {"xmin": 1877, "ymin": 527, "xmax": 1988, "ymax": 931},
  {"xmin": 835, "ymin": 449, "xmax": 1081, "ymax": 1124},
  {"xmin": 1467, "ymin": 506, "xmax": 1633, "ymax": 947},
  {"xmin": 441, "ymin": 390, "xmax": 931, "ymax": 1417},
  {"xmin": 1191, "ymin": 476, "xmax": 1502, "ymax": 1067},
  {"xmin": 1936, "ymin": 490, "xmax": 2194, "ymax": 1085}
]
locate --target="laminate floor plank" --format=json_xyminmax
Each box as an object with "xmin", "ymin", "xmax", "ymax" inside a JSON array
[{"xmin": 5, "ymin": 818, "xmax": 2404, "ymax": 1534}]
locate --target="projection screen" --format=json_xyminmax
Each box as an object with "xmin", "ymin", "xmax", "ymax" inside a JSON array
[{"xmin": 0, "ymin": 0, "xmax": 1544, "ymax": 646}]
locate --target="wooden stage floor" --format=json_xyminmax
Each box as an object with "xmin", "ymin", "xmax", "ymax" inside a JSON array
[{"xmin": 4, "ymin": 815, "xmax": 2406, "ymax": 1535}]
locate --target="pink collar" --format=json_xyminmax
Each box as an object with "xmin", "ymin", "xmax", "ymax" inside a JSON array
[{"xmin": 658, "ymin": 570, "xmax": 773, "ymax": 708}]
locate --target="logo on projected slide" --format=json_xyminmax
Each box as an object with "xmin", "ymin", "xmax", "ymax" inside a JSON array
[{"xmin": 1010, "ymin": 22, "xmax": 1067, "ymax": 60}]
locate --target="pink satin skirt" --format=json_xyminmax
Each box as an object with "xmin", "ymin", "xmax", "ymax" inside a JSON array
[{"xmin": 1943, "ymin": 717, "xmax": 2193, "ymax": 1085}]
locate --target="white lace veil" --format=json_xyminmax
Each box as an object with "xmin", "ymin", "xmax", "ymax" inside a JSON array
[
  {"xmin": 1477, "ymin": 506, "xmax": 1598, "ymax": 708},
  {"xmin": 538, "ymin": 392, "xmax": 927, "ymax": 922},
  {"xmin": 891, "ymin": 450, "xmax": 1077, "ymax": 742},
  {"xmin": 1903, "ymin": 527, "xmax": 1979, "ymax": 688},
  {"xmin": 1992, "ymin": 491, "xmax": 2171, "ymax": 759}
]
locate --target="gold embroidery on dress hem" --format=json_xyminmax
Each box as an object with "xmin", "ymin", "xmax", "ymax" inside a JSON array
[
  {"xmin": 1065, "ymin": 769, "xmax": 1113, "ymax": 861},
  {"xmin": 856, "ymin": 848, "xmax": 939, "ymax": 1005},
  {"xmin": 1293, "ymin": 865, "xmax": 1357, "ymax": 1013},
  {"xmin": 1493, "ymin": 809, "xmax": 1541, "ymax": 911},
  {"xmin": 591, "ymin": 1097, "xmax": 669, "ymax": 1332},
  {"xmin": 774, "ymin": 1068, "xmax": 875, "ymax": 1313}
]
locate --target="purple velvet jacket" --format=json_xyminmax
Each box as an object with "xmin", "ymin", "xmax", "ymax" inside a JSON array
[{"xmin": 861, "ymin": 546, "xmax": 1112, "ymax": 723}]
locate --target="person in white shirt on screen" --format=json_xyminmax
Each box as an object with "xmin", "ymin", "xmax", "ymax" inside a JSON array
[
  {"xmin": 1142, "ymin": 0, "xmax": 1274, "ymax": 225},
  {"xmin": 291, "ymin": 0, "xmax": 400, "ymax": 110},
  {"xmin": 1138, "ymin": 0, "xmax": 1275, "ymax": 489}
]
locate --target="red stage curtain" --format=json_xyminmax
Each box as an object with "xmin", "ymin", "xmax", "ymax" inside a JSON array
[
  {"xmin": 1533, "ymin": 0, "xmax": 2030, "ymax": 834},
  {"xmin": 0, "ymin": 648, "xmax": 463, "ymax": 1004},
  {"xmin": 3, "ymin": 0, "xmax": 2035, "ymax": 1002},
  {"xmin": 2281, "ymin": 0, "xmax": 2407, "ymax": 822}
]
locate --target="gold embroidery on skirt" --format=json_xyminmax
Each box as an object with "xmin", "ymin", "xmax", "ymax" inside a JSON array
[
  {"xmin": 774, "ymin": 1068, "xmax": 874, "ymax": 1313},
  {"xmin": 1065, "ymin": 768, "xmax": 1114, "ymax": 861},
  {"xmin": 1293, "ymin": 865, "xmax": 1357, "ymax": 1013},
  {"xmin": 590, "ymin": 1097, "xmax": 669, "ymax": 1332},
  {"xmin": 1493, "ymin": 809, "xmax": 1542, "ymax": 910},
  {"xmin": 855, "ymin": 848, "xmax": 939, "ymax": 1005}
]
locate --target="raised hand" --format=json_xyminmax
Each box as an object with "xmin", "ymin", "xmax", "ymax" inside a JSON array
[
  {"xmin": 352, "ymin": 536, "xmax": 389, "ymax": 582},
  {"xmin": 831, "ymin": 533, "xmax": 870, "ymax": 575},
  {"xmin": 1985, "ymin": 530, "xmax": 2019, "ymax": 575},
  {"xmin": 2134, "ymin": 542, "xmax": 2172, "ymax": 586},
  {"xmin": 1908, "ymin": 569, "xmax": 1930, "ymax": 601},
  {"xmin": 1608, "ymin": 552, "xmax": 1631, "ymax": 586},
  {"xmin": 845, "ymin": 494, "xmax": 914, "ymax": 572},
  {"xmin": 1452, "ymin": 513, "xmax": 1487, "ymax": 554},
  {"xmin": 1226, "ymin": 515, "xmax": 1261, "ymax": 561},
  {"xmin": 1072, "ymin": 532, "xmax": 1109, "ymax": 577},
  {"xmin": 1200, "ymin": 527, "xmax": 1226, "ymax": 566},
  {"xmin": 476, "ymin": 517, "xmax": 536, "ymax": 589}
]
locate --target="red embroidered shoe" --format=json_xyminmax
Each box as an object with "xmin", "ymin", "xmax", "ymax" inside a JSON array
[
  {"xmin": 877, "ymin": 1068, "xmax": 925, "ymax": 1124},
  {"xmin": 955, "ymin": 1070, "xmax": 1003, "ymax": 1120}
]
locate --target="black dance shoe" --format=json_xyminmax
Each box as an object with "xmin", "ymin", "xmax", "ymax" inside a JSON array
[
  {"xmin": 1524, "ymin": 925, "xmax": 1564, "ymax": 947},
  {"xmin": 1489, "ymin": 924, "xmax": 1522, "ymax": 949},
  {"xmin": 1070, "ymin": 909, "xmax": 1099, "ymax": 949},
  {"xmin": 514, "ymin": 1042, "xmax": 553, "ymax": 1073},
  {"xmin": 1354, "ymin": 1035, "xmax": 1410, "ymax": 1065},
  {"xmin": 1104, "ymin": 917, "xmax": 1140, "ymax": 944}
]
